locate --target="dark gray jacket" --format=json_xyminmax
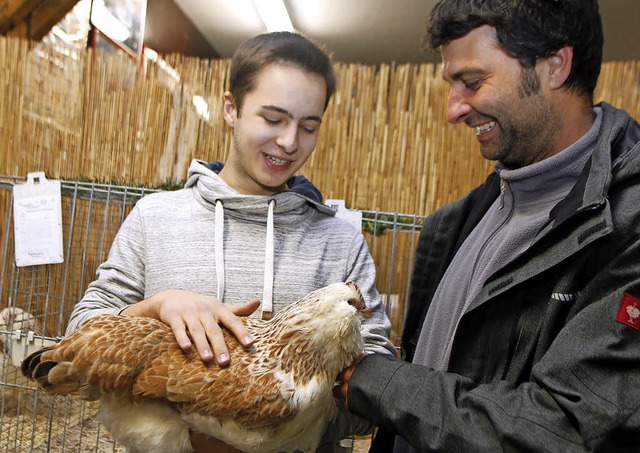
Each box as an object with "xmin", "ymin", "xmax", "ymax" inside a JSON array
[{"xmin": 349, "ymin": 103, "xmax": 640, "ymax": 452}]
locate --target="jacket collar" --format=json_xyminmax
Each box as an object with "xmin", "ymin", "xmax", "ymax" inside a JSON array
[{"xmin": 548, "ymin": 102, "xmax": 630, "ymax": 226}]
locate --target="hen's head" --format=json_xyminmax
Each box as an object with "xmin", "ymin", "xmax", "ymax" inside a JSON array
[
  {"xmin": 273, "ymin": 282, "xmax": 367, "ymax": 375},
  {"xmin": 315, "ymin": 281, "xmax": 367, "ymax": 316},
  {"xmin": 281, "ymin": 282, "xmax": 367, "ymax": 324}
]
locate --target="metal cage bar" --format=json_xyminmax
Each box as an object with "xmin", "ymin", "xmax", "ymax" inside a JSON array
[{"xmin": 0, "ymin": 176, "xmax": 426, "ymax": 452}]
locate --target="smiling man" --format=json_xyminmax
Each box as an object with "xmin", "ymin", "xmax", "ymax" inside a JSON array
[
  {"xmin": 335, "ymin": 0, "xmax": 640, "ymax": 451},
  {"xmin": 66, "ymin": 32, "xmax": 395, "ymax": 452}
]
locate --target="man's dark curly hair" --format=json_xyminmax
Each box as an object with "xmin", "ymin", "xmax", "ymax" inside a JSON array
[{"xmin": 425, "ymin": 0, "xmax": 603, "ymax": 101}]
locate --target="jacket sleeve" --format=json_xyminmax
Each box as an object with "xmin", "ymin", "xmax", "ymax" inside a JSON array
[
  {"xmin": 347, "ymin": 237, "xmax": 640, "ymax": 452},
  {"xmin": 65, "ymin": 204, "xmax": 146, "ymax": 335}
]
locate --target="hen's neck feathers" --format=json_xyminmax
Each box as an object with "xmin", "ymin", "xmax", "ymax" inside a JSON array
[{"xmin": 246, "ymin": 285, "xmax": 364, "ymax": 383}]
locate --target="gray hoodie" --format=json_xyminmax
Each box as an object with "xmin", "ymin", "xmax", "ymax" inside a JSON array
[{"xmin": 66, "ymin": 159, "xmax": 395, "ymax": 442}]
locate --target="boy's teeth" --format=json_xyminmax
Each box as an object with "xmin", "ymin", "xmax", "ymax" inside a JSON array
[
  {"xmin": 267, "ymin": 156, "xmax": 288, "ymax": 165},
  {"xmin": 475, "ymin": 121, "xmax": 496, "ymax": 135}
]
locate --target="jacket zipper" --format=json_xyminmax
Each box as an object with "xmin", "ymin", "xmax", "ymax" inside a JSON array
[{"xmin": 498, "ymin": 178, "xmax": 507, "ymax": 210}]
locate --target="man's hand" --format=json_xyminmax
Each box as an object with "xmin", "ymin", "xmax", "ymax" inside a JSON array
[
  {"xmin": 121, "ymin": 289, "xmax": 259, "ymax": 365},
  {"xmin": 334, "ymin": 354, "xmax": 367, "ymax": 410}
]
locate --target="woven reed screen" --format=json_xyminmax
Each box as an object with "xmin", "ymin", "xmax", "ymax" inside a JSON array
[
  {"xmin": 1, "ymin": 37, "xmax": 639, "ymax": 344},
  {"xmin": 1, "ymin": 36, "xmax": 639, "ymax": 214}
]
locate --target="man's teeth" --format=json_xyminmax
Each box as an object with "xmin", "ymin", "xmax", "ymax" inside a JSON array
[
  {"xmin": 266, "ymin": 155, "xmax": 289, "ymax": 165},
  {"xmin": 475, "ymin": 121, "xmax": 496, "ymax": 136}
]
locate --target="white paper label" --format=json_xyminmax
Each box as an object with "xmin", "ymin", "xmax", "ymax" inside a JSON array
[
  {"xmin": 325, "ymin": 199, "xmax": 362, "ymax": 231},
  {"xmin": 12, "ymin": 172, "xmax": 64, "ymax": 267}
]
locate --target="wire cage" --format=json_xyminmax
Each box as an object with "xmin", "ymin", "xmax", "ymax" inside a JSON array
[{"xmin": 0, "ymin": 175, "xmax": 425, "ymax": 452}]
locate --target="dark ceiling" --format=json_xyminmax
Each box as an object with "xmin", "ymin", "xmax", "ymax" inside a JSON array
[{"xmin": 142, "ymin": 0, "xmax": 640, "ymax": 64}]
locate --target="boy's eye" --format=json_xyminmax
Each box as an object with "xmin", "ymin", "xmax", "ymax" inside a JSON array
[{"xmin": 263, "ymin": 116, "xmax": 280, "ymax": 125}]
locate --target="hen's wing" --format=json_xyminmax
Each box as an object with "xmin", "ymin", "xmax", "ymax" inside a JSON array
[
  {"xmin": 22, "ymin": 316, "xmax": 173, "ymax": 399},
  {"xmin": 21, "ymin": 315, "xmax": 297, "ymax": 428},
  {"xmin": 136, "ymin": 318, "xmax": 298, "ymax": 428}
]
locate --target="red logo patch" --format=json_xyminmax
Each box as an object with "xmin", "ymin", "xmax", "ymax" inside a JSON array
[{"xmin": 617, "ymin": 293, "xmax": 640, "ymax": 330}]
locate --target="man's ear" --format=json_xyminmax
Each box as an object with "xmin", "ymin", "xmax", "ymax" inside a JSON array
[
  {"xmin": 223, "ymin": 91, "xmax": 236, "ymax": 126},
  {"xmin": 547, "ymin": 46, "xmax": 573, "ymax": 90}
]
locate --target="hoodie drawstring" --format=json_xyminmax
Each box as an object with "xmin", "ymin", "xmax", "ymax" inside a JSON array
[
  {"xmin": 261, "ymin": 200, "xmax": 275, "ymax": 320},
  {"xmin": 213, "ymin": 198, "xmax": 275, "ymax": 320},
  {"xmin": 215, "ymin": 200, "xmax": 225, "ymax": 301}
]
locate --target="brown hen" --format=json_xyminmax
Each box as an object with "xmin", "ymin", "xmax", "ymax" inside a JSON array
[{"xmin": 21, "ymin": 282, "xmax": 367, "ymax": 453}]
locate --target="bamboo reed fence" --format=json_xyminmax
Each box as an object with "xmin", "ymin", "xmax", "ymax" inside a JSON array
[
  {"xmin": 1, "ymin": 36, "xmax": 639, "ymax": 344},
  {"xmin": 1, "ymin": 36, "xmax": 639, "ymax": 214},
  {"xmin": 0, "ymin": 35, "xmax": 638, "ymax": 453}
]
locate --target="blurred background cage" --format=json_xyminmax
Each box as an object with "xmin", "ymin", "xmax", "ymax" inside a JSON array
[{"xmin": 0, "ymin": 175, "xmax": 425, "ymax": 452}]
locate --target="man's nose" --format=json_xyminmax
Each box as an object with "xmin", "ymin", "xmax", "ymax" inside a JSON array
[{"xmin": 446, "ymin": 89, "xmax": 472, "ymax": 124}]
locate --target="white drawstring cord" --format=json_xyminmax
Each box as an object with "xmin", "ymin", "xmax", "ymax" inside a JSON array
[
  {"xmin": 214, "ymin": 198, "xmax": 275, "ymax": 319},
  {"xmin": 214, "ymin": 200, "xmax": 225, "ymax": 301},
  {"xmin": 261, "ymin": 199, "xmax": 275, "ymax": 320}
]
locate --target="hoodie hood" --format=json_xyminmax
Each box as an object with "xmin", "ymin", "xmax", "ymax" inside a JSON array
[
  {"xmin": 183, "ymin": 159, "xmax": 335, "ymax": 319},
  {"xmin": 203, "ymin": 160, "xmax": 324, "ymax": 203},
  {"xmin": 185, "ymin": 160, "xmax": 335, "ymax": 218}
]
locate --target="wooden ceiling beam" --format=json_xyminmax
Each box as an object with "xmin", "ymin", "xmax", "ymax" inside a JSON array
[{"xmin": 0, "ymin": 0, "xmax": 79, "ymax": 40}]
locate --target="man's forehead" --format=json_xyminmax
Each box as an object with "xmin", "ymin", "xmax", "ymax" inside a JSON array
[{"xmin": 440, "ymin": 26, "xmax": 512, "ymax": 79}]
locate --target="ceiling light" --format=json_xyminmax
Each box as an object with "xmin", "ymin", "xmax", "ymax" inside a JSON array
[{"xmin": 252, "ymin": 0, "xmax": 294, "ymax": 32}]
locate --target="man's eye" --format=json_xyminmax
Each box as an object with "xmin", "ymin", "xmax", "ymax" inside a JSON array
[{"xmin": 464, "ymin": 80, "xmax": 482, "ymax": 91}]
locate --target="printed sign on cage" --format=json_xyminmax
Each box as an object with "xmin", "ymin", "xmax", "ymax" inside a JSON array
[
  {"xmin": 12, "ymin": 172, "xmax": 64, "ymax": 267},
  {"xmin": 325, "ymin": 199, "xmax": 362, "ymax": 231}
]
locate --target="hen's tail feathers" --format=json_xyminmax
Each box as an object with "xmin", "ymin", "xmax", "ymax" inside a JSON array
[
  {"xmin": 21, "ymin": 346, "xmax": 52, "ymax": 379},
  {"xmin": 20, "ymin": 346, "xmax": 79, "ymax": 395}
]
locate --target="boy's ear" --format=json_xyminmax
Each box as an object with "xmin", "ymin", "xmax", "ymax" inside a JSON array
[
  {"xmin": 547, "ymin": 46, "xmax": 573, "ymax": 90},
  {"xmin": 223, "ymin": 91, "xmax": 236, "ymax": 126}
]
